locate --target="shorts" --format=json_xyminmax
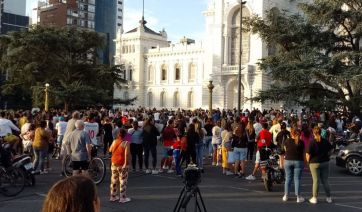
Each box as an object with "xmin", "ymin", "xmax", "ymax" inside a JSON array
[
  {"xmin": 57, "ymin": 135, "xmax": 64, "ymax": 146},
  {"xmin": 163, "ymin": 147, "xmax": 172, "ymax": 157},
  {"xmin": 72, "ymin": 161, "xmax": 89, "ymax": 171},
  {"xmin": 233, "ymin": 148, "xmax": 247, "ymax": 161}
]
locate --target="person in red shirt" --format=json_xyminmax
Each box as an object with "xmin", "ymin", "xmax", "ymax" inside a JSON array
[
  {"xmin": 160, "ymin": 119, "xmax": 177, "ymax": 173},
  {"xmin": 172, "ymin": 133, "xmax": 183, "ymax": 176},
  {"xmin": 246, "ymin": 122, "xmax": 272, "ymax": 180}
]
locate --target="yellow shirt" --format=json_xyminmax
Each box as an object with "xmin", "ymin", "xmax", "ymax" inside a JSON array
[
  {"xmin": 18, "ymin": 117, "xmax": 27, "ymax": 129},
  {"xmin": 33, "ymin": 128, "xmax": 50, "ymax": 150}
]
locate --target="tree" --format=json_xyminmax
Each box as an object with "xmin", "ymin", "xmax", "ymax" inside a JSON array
[
  {"xmin": 0, "ymin": 26, "xmax": 132, "ymax": 111},
  {"xmin": 246, "ymin": 0, "xmax": 362, "ymax": 116}
]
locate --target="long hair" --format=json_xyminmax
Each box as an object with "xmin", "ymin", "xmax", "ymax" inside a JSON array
[
  {"xmin": 312, "ymin": 126, "xmax": 322, "ymax": 142},
  {"xmin": 42, "ymin": 176, "xmax": 98, "ymax": 212},
  {"xmin": 246, "ymin": 119, "xmax": 254, "ymax": 135},
  {"xmin": 290, "ymin": 125, "xmax": 300, "ymax": 144}
]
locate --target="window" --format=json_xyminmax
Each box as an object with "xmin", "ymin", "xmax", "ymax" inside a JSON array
[
  {"xmin": 188, "ymin": 63, "xmax": 196, "ymax": 81},
  {"xmin": 160, "ymin": 91, "xmax": 166, "ymax": 107},
  {"xmin": 175, "ymin": 64, "xmax": 181, "ymax": 81},
  {"xmin": 147, "ymin": 92, "xmax": 153, "ymax": 107},
  {"xmin": 148, "ymin": 65, "xmax": 154, "ymax": 82},
  {"xmin": 230, "ymin": 7, "xmax": 250, "ymax": 65},
  {"xmin": 173, "ymin": 91, "xmax": 180, "ymax": 107},
  {"xmin": 124, "ymin": 91, "xmax": 129, "ymax": 100},
  {"xmin": 129, "ymin": 69, "xmax": 132, "ymax": 81},
  {"xmin": 161, "ymin": 65, "xmax": 167, "ymax": 81},
  {"xmin": 187, "ymin": 91, "xmax": 194, "ymax": 108}
]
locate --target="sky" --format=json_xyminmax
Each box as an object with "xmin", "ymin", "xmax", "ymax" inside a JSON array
[{"xmin": 26, "ymin": 0, "xmax": 208, "ymax": 43}]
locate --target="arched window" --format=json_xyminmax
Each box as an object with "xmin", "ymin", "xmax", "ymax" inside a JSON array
[
  {"xmin": 187, "ymin": 91, "xmax": 194, "ymax": 108},
  {"xmin": 160, "ymin": 91, "xmax": 166, "ymax": 107},
  {"xmin": 188, "ymin": 63, "xmax": 196, "ymax": 81},
  {"xmin": 230, "ymin": 7, "xmax": 250, "ymax": 65},
  {"xmin": 124, "ymin": 91, "xmax": 129, "ymax": 100},
  {"xmin": 161, "ymin": 64, "xmax": 167, "ymax": 81},
  {"xmin": 147, "ymin": 92, "xmax": 153, "ymax": 107},
  {"xmin": 129, "ymin": 69, "xmax": 133, "ymax": 81},
  {"xmin": 175, "ymin": 64, "xmax": 181, "ymax": 81},
  {"xmin": 148, "ymin": 65, "xmax": 154, "ymax": 82},
  {"xmin": 173, "ymin": 91, "xmax": 180, "ymax": 107}
]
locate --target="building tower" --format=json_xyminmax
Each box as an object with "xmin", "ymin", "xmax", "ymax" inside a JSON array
[{"xmin": 0, "ymin": 0, "xmax": 29, "ymax": 34}]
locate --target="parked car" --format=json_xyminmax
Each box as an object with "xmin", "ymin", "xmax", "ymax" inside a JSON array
[{"xmin": 336, "ymin": 142, "xmax": 362, "ymax": 176}]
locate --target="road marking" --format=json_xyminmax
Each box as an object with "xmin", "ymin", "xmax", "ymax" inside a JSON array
[
  {"xmin": 35, "ymin": 192, "xmax": 47, "ymax": 197},
  {"xmin": 228, "ymin": 186, "xmax": 264, "ymax": 194},
  {"xmin": 335, "ymin": 203, "xmax": 362, "ymax": 210}
]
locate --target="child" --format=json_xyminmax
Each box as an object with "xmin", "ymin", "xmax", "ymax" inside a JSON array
[{"xmin": 172, "ymin": 133, "xmax": 183, "ymax": 176}]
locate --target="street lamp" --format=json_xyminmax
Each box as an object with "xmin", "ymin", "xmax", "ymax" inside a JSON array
[
  {"xmin": 44, "ymin": 83, "xmax": 50, "ymax": 112},
  {"xmin": 207, "ymin": 80, "xmax": 215, "ymax": 116},
  {"xmin": 237, "ymin": 1, "xmax": 247, "ymax": 117}
]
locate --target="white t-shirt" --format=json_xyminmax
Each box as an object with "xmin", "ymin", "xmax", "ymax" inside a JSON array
[
  {"xmin": 154, "ymin": 112, "xmax": 160, "ymax": 121},
  {"xmin": 55, "ymin": 121, "xmax": 68, "ymax": 136},
  {"xmin": 84, "ymin": 122, "xmax": 99, "ymax": 145}
]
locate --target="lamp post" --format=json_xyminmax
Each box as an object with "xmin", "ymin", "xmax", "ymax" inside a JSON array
[
  {"xmin": 237, "ymin": 1, "xmax": 247, "ymax": 117},
  {"xmin": 44, "ymin": 83, "xmax": 50, "ymax": 112},
  {"xmin": 207, "ymin": 80, "xmax": 215, "ymax": 116}
]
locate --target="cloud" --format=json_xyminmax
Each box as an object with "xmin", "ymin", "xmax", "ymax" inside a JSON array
[{"xmin": 123, "ymin": 7, "xmax": 160, "ymax": 33}]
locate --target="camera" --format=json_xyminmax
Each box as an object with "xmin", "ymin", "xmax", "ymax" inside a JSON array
[{"xmin": 183, "ymin": 164, "xmax": 201, "ymax": 189}]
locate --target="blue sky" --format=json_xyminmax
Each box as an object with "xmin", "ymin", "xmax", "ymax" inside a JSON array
[{"xmin": 27, "ymin": 0, "xmax": 207, "ymax": 43}]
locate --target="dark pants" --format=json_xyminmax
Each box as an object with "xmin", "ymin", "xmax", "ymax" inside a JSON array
[
  {"xmin": 144, "ymin": 144, "xmax": 157, "ymax": 169},
  {"xmin": 130, "ymin": 143, "xmax": 143, "ymax": 170},
  {"xmin": 103, "ymin": 137, "xmax": 113, "ymax": 156},
  {"xmin": 183, "ymin": 147, "xmax": 196, "ymax": 167},
  {"xmin": 247, "ymin": 142, "xmax": 255, "ymax": 161}
]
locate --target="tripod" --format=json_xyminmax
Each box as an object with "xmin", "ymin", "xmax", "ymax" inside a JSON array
[{"xmin": 173, "ymin": 185, "xmax": 207, "ymax": 212}]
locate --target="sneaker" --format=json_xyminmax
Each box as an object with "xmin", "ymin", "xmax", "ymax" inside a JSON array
[
  {"xmin": 297, "ymin": 196, "xmax": 305, "ymax": 203},
  {"xmin": 216, "ymin": 163, "xmax": 220, "ymax": 166},
  {"xmin": 145, "ymin": 169, "xmax": 151, "ymax": 174},
  {"xmin": 119, "ymin": 197, "xmax": 131, "ymax": 203},
  {"xmin": 246, "ymin": 175, "xmax": 256, "ymax": 180},
  {"xmin": 309, "ymin": 197, "xmax": 318, "ymax": 204},
  {"xmin": 158, "ymin": 169, "xmax": 164, "ymax": 173},
  {"xmin": 167, "ymin": 169, "xmax": 174, "ymax": 174},
  {"xmin": 212, "ymin": 162, "xmax": 216, "ymax": 166},
  {"xmin": 109, "ymin": 197, "xmax": 119, "ymax": 202},
  {"xmin": 151, "ymin": 170, "xmax": 159, "ymax": 175},
  {"xmin": 326, "ymin": 197, "xmax": 332, "ymax": 203},
  {"xmin": 282, "ymin": 195, "xmax": 288, "ymax": 202},
  {"xmin": 226, "ymin": 171, "xmax": 234, "ymax": 176}
]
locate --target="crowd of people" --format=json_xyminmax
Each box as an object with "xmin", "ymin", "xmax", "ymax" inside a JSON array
[{"xmin": 1, "ymin": 107, "xmax": 362, "ymax": 210}]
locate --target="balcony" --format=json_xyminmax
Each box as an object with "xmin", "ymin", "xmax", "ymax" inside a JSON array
[{"xmin": 221, "ymin": 65, "xmax": 246, "ymax": 75}]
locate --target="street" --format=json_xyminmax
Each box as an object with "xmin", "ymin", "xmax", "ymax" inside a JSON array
[{"xmin": 1, "ymin": 154, "xmax": 362, "ymax": 212}]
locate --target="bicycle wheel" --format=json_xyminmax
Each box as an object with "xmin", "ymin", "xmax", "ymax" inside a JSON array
[
  {"xmin": 88, "ymin": 157, "xmax": 106, "ymax": 185},
  {"xmin": 62, "ymin": 155, "xmax": 73, "ymax": 177},
  {"xmin": 0, "ymin": 167, "xmax": 25, "ymax": 197}
]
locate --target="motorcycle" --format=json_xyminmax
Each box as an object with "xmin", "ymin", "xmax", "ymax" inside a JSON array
[
  {"xmin": 1, "ymin": 143, "xmax": 35, "ymax": 186},
  {"xmin": 260, "ymin": 147, "xmax": 284, "ymax": 192}
]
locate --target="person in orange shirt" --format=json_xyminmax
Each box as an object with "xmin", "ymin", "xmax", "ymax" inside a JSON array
[{"xmin": 109, "ymin": 128, "xmax": 131, "ymax": 203}]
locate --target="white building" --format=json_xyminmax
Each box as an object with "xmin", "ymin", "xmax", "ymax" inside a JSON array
[{"xmin": 114, "ymin": 0, "xmax": 301, "ymax": 110}]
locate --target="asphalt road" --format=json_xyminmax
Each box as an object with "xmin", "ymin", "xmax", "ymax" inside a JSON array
[{"xmin": 1, "ymin": 153, "xmax": 362, "ymax": 212}]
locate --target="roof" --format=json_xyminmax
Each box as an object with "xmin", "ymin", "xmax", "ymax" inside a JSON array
[{"xmin": 126, "ymin": 25, "xmax": 162, "ymax": 36}]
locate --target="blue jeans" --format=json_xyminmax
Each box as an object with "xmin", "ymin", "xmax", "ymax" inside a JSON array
[
  {"xmin": 204, "ymin": 136, "xmax": 212, "ymax": 156},
  {"xmin": 33, "ymin": 148, "xmax": 47, "ymax": 172},
  {"xmin": 284, "ymin": 160, "xmax": 304, "ymax": 196},
  {"xmin": 196, "ymin": 142, "xmax": 204, "ymax": 169},
  {"xmin": 173, "ymin": 149, "xmax": 182, "ymax": 175}
]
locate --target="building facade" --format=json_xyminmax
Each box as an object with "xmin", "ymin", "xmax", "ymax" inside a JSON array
[
  {"xmin": 114, "ymin": 0, "xmax": 301, "ymax": 110},
  {"xmin": 95, "ymin": 0, "xmax": 123, "ymax": 65},
  {"xmin": 0, "ymin": 0, "xmax": 29, "ymax": 35},
  {"xmin": 39, "ymin": 0, "xmax": 95, "ymax": 30}
]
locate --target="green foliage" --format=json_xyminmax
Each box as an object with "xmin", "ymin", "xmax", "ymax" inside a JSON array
[
  {"xmin": 246, "ymin": 0, "xmax": 362, "ymax": 115},
  {"xmin": 0, "ymin": 25, "xmax": 133, "ymax": 110}
]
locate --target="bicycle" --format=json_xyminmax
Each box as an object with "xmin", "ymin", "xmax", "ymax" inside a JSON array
[{"xmin": 62, "ymin": 146, "xmax": 106, "ymax": 185}]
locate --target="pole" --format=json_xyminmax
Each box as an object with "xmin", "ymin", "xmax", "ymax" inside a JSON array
[
  {"xmin": 237, "ymin": 1, "xmax": 246, "ymax": 117},
  {"xmin": 45, "ymin": 83, "xmax": 49, "ymax": 112},
  {"xmin": 208, "ymin": 81, "xmax": 214, "ymax": 116}
]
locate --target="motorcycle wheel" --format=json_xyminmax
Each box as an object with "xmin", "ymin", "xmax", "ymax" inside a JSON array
[{"xmin": 263, "ymin": 170, "xmax": 273, "ymax": 192}]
